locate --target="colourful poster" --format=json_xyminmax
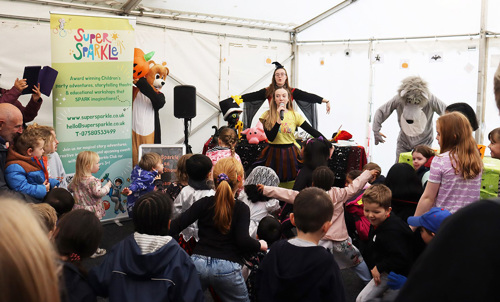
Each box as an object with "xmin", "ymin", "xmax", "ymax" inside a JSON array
[{"xmin": 50, "ymin": 13, "xmax": 135, "ymax": 221}]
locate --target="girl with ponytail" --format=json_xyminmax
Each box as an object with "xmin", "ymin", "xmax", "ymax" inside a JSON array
[{"xmin": 170, "ymin": 157, "xmax": 267, "ymax": 301}]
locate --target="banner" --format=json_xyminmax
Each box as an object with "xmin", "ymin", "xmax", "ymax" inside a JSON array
[{"xmin": 50, "ymin": 12, "xmax": 135, "ymax": 220}]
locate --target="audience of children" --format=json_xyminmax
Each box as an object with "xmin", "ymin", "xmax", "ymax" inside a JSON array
[
  {"xmin": 256, "ymin": 187, "xmax": 346, "ymax": 302},
  {"xmin": 384, "ymin": 163, "xmax": 423, "ymax": 221},
  {"xmin": 411, "ymin": 144, "xmax": 435, "ymax": 187},
  {"xmin": 43, "ymin": 187, "xmax": 75, "ymax": 218},
  {"xmin": 5, "ymin": 125, "xmax": 59, "ymax": 201},
  {"xmin": 206, "ymin": 126, "xmax": 242, "ymax": 166},
  {"xmin": 363, "ymin": 162, "xmax": 385, "ymax": 184},
  {"xmin": 260, "ymin": 166, "xmax": 377, "ymax": 283},
  {"xmin": 169, "ymin": 157, "xmax": 267, "ymax": 301},
  {"xmin": 0, "ymin": 197, "xmax": 61, "ymax": 302},
  {"xmin": 414, "ymin": 112, "xmax": 483, "ymax": 216},
  {"xmin": 55, "ymin": 209, "xmax": 102, "ymax": 302},
  {"xmin": 89, "ymin": 191, "xmax": 204, "ymax": 302},
  {"xmin": 239, "ymin": 166, "xmax": 280, "ymax": 238},
  {"xmin": 123, "ymin": 152, "xmax": 164, "ymax": 216},
  {"xmin": 172, "ymin": 154, "xmax": 215, "ymax": 255},
  {"xmin": 356, "ymin": 184, "xmax": 415, "ymax": 302}
]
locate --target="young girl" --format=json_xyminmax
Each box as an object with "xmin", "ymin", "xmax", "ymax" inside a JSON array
[
  {"xmin": 412, "ymin": 144, "xmax": 436, "ymax": 187},
  {"xmin": 161, "ymin": 153, "xmax": 193, "ymax": 201},
  {"xmin": 54, "ymin": 209, "xmax": 103, "ymax": 302},
  {"xmin": 169, "ymin": 157, "xmax": 267, "ymax": 301},
  {"xmin": 69, "ymin": 151, "xmax": 111, "ymax": 218},
  {"xmin": 488, "ymin": 127, "xmax": 500, "ymax": 159},
  {"xmin": 206, "ymin": 126, "xmax": 241, "ymax": 166},
  {"xmin": 238, "ymin": 166, "xmax": 280, "ymax": 238},
  {"xmin": 122, "ymin": 152, "xmax": 163, "ymax": 217},
  {"xmin": 68, "ymin": 150, "xmax": 111, "ymax": 256},
  {"xmin": 414, "ymin": 112, "xmax": 483, "ymax": 216},
  {"xmin": 255, "ymin": 87, "xmax": 325, "ymax": 182},
  {"xmin": 259, "ymin": 166, "xmax": 378, "ymax": 283}
]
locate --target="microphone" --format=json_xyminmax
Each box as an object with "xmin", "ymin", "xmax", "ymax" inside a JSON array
[{"xmin": 279, "ymin": 103, "xmax": 285, "ymax": 120}]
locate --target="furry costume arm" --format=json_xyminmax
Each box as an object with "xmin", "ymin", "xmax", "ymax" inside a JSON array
[
  {"xmin": 429, "ymin": 94, "xmax": 447, "ymax": 115},
  {"xmin": 373, "ymin": 95, "xmax": 400, "ymax": 144},
  {"xmin": 135, "ymin": 77, "xmax": 166, "ymax": 110}
]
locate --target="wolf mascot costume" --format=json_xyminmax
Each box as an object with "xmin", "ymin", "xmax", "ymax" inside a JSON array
[{"xmin": 373, "ymin": 76, "xmax": 447, "ymax": 160}]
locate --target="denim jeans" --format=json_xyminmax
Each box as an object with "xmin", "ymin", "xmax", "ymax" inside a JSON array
[{"xmin": 191, "ymin": 254, "xmax": 249, "ymax": 302}]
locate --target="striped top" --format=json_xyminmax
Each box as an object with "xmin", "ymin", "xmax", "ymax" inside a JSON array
[{"xmin": 428, "ymin": 151, "xmax": 482, "ymax": 213}]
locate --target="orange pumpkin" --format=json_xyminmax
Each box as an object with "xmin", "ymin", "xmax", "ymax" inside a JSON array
[{"xmin": 133, "ymin": 48, "xmax": 155, "ymax": 79}]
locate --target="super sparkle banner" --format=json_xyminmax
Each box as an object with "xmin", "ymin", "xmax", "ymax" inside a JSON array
[{"xmin": 50, "ymin": 12, "xmax": 135, "ymax": 220}]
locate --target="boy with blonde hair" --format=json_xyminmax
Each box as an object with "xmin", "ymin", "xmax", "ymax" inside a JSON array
[{"xmin": 357, "ymin": 184, "xmax": 414, "ymax": 302}]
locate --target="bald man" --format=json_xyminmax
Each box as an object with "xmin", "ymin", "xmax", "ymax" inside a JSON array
[{"xmin": 0, "ymin": 103, "xmax": 23, "ymax": 192}]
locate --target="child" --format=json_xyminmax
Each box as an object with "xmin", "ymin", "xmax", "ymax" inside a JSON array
[
  {"xmin": 256, "ymin": 187, "xmax": 345, "ymax": 302},
  {"xmin": 239, "ymin": 166, "xmax": 280, "ymax": 238},
  {"xmin": 384, "ymin": 163, "xmax": 423, "ymax": 221},
  {"xmin": 169, "ymin": 157, "xmax": 267, "ymax": 301},
  {"xmin": 68, "ymin": 150, "xmax": 111, "ymax": 257},
  {"xmin": 261, "ymin": 166, "xmax": 377, "ymax": 283},
  {"xmin": 43, "ymin": 187, "xmax": 75, "ymax": 219},
  {"xmin": 123, "ymin": 152, "xmax": 163, "ymax": 216},
  {"xmin": 411, "ymin": 144, "xmax": 435, "ymax": 187},
  {"xmin": 488, "ymin": 127, "xmax": 500, "ymax": 159},
  {"xmin": 363, "ymin": 162, "xmax": 385, "ymax": 184},
  {"xmin": 172, "ymin": 154, "xmax": 214, "ymax": 255},
  {"xmin": 356, "ymin": 184, "xmax": 415, "ymax": 302},
  {"xmin": 109, "ymin": 177, "xmax": 126, "ymax": 214},
  {"xmin": 54, "ymin": 209, "xmax": 102, "ymax": 302},
  {"xmin": 5, "ymin": 126, "xmax": 59, "ymax": 201},
  {"xmin": 344, "ymin": 170, "xmax": 371, "ymax": 246},
  {"xmin": 294, "ymin": 136, "xmax": 334, "ymax": 190},
  {"xmin": 30, "ymin": 203, "xmax": 57, "ymax": 238},
  {"xmin": 407, "ymin": 207, "xmax": 452, "ymax": 244},
  {"xmin": 206, "ymin": 126, "xmax": 241, "ymax": 166},
  {"xmin": 31, "ymin": 124, "xmax": 67, "ymax": 189},
  {"xmin": 162, "ymin": 153, "xmax": 192, "ymax": 201},
  {"xmin": 386, "ymin": 207, "xmax": 452, "ymax": 291},
  {"xmin": 414, "ymin": 112, "xmax": 483, "ymax": 216},
  {"xmin": 88, "ymin": 191, "xmax": 204, "ymax": 302}
]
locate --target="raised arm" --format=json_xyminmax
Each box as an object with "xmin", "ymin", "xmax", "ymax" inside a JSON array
[{"xmin": 262, "ymin": 186, "xmax": 298, "ymax": 204}]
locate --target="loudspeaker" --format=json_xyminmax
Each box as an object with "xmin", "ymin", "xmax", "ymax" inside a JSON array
[{"xmin": 174, "ymin": 85, "xmax": 196, "ymax": 119}]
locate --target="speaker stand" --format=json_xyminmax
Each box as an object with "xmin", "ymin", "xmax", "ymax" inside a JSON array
[{"xmin": 183, "ymin": 118, "xmax": 193, "ymax": 154}]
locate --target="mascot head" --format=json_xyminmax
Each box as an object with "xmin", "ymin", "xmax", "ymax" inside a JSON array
[
  {"xmin": 146, "ymin": 61, "xmax": 169, "ymax": 92},
  {"xmin": 398, "ymin": 76, "xmax": 430, "ymax": 137}
]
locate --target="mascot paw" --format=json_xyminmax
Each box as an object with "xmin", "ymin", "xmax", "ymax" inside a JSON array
[{"xmin": 374, "ymin": 131, "xmax": 386, "ymax": 145}]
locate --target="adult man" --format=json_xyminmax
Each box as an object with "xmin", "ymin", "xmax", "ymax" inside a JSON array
[{"xmin": 0, "ymin": 103, "xmax": 24, "ymax": 192}]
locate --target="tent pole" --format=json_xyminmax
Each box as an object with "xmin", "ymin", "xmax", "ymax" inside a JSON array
[
  {"xmin": 291, "ymin": 32, "xmax": 299, "ymax": 88},
  {"xmin": 475, "ymin": 0, "xmax": 488, "ymax": 144}
]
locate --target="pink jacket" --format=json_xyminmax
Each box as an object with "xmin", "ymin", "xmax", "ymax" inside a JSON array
[{"xmin": 263, "ymin": 170, "xmax": 372, "ymax": 241}]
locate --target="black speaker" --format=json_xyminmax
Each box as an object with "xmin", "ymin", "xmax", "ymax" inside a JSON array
[{"xmin": 174, "ymin": 85, "xmax": 196, "ymax": 119}]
